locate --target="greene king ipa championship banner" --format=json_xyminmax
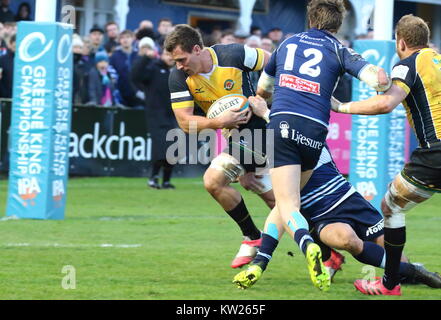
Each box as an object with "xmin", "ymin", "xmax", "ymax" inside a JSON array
[
  {"xmin": 6, "ymin": 22, "xmax": 73, "ymax": 219},
  {"xmin": 350, "ymin": 40, "xmax": 406, "ymax": 211}
]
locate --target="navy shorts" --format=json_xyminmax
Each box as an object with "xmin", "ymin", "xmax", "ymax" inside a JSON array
[
  {"xmin": 310, "ymin": 192, "xmax": 384, "ymax": 241},
  {"xmin": 267, "ymin": 114, "xmax": 328, "ymax": 171}
]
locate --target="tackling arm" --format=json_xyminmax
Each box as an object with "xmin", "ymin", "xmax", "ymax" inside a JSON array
[
  {"xmin": 331, "ymin": 84, "xmax": 408, "ymax": 115},
  {"xmin": 249, "ymin": 71, "xmax": 275, "ymax": 123}
]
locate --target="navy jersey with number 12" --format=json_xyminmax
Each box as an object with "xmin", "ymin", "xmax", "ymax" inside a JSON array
[{"xmin": 265, "ymin": 28, "xmax": 370, "ymax": 127}]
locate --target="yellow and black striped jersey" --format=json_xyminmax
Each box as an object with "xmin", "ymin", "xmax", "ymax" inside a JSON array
[
  {"xmin": 391, "ymin": 48, "xmax": 441, "ymax": 148},
  {"xmin": 168, "ymin": 43, "xmax": 265, "ymax": 114}
]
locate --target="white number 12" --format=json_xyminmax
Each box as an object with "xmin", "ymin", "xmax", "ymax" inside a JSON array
[{"xmin": 283, "ymin": 43, "xmax": 323, "ymax": 77}]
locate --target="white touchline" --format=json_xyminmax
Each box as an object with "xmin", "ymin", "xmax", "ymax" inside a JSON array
[{"xmin": 3, "ymin": 243, "xmax": 142, "ymax": 248}]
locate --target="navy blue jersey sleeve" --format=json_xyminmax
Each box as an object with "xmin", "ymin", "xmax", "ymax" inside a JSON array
[
  {"xmin": 338, "ymin": 45, "xmax": 370, "ymax": 78},
  {"xmin": 391, "ymin": 56, "xmax": 416, "ymax": 94}
]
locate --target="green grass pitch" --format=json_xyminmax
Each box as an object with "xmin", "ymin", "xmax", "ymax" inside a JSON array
[{"xmin": 0, "ymin": 176, "xmax": 440, "ymax": 300}]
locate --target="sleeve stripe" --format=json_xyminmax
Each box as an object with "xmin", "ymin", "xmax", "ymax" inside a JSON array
[
  {"xmin": 393, "ymin": 79, "xmax": 411, "ymax": 95},
  {"xmin": 243, "ymin": 45, "xmax": 258, "ymax": 70},
  {"xmin": 253, "ymin": 48, "xmax": 265, "ymax": 71},
  {"xmin": 171, "ymin": 90, "xmax": 191, "ymax": 99},
  {"xmin": 172, "ymin": 100, "xmax": 194, "ymax": 109}
]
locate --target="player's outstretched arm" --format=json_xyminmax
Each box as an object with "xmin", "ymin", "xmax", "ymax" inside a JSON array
[
  {"xmin": 331, "ymin": 84, "xmax": 408, "ymax": 115},
  {"xmin": 256, "ymin": 71, "xmax": 274, "ymax": 100}
]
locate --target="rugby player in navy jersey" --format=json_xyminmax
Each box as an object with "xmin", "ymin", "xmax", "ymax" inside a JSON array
[
  {"xmin": 245, "ymin": 0, "xmax": 390, "ymax": 291},
  {"xmin": 332, "ymin": 14, "xmax": 441, "ymax": 296},
  {"xmin": 233, "ymin": 140, "xmax": 441, "ymax": 290}
]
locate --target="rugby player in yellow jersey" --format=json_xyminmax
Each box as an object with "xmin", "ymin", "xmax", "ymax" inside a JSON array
[
  {"xmin": 332, "ymin": 14, "xmax": 441, "ymax": 295},
  {"xmin": 164, "ymin": 25, "xmax": 274, "ymax": 268}
]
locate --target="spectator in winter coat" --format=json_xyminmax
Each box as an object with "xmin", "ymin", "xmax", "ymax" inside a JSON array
[
  {"xmin": 109, "ymin": 29, "xmax": 143, "ymax": 107},
  {"xmin": 0, "ymin": 33, "xmax": 15, "ymax": 98},
  {"xmin": 131, "ymin": 39, "xmax": 178, "ymax": 189},
  {"xmin": 87, "ymin": 51, "xmax": 118, "ymax": 107}
]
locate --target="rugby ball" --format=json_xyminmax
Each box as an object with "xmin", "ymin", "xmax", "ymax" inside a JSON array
[{"xmin": 206, "ymin": 94, "xmax": 249, "ymax": 119}]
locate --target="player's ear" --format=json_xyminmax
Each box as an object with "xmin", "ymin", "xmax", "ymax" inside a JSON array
[
  {"xmin": 399, "ymin": 38, "xmax": 406, "ymax": 52},
  {"xmin": 193, "ymin": 44, "xmax": 202, "ymax": 55}
]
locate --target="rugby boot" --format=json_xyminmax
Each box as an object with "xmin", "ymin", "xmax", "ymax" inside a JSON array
[
  {"xmin": 323, "ymin": 249, "xmax": 345, "ymax": 282},
  {"xmin": 231, "ymin": 236, "xmax": 262, "ymax": 268},
  {"xmin": 354, "ymin": 278, "xmax": 401, "ymax": 296},
  {"xmin": 412, "ymin": 263, "xmax": 441, "ymax": 288},
  {"xmin": 161, "ymin": 181, "xmax": 176, "ymax": 189},
  {"xmin": 306, "ymin": 242, "xmax": 331, "ymax": 292},
  {"xmin": 148, "ymin": 177, "xmax": 161, "ymax": 189},
  {"xmin": 232, "ymin": 264, "xmax": 263, "ymax": 289}
]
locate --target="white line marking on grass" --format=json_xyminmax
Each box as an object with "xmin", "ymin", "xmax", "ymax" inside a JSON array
[
  {"xmin": 3, "ymin": 243, "xmax": 142, "ymax": 248},
  {"xmin": 96, "ymin": 215, "xmax": 228, "ymax": 221},
  {"xmin": 0, "ymin": 215, "xmax": 20, "ymax": 221}
]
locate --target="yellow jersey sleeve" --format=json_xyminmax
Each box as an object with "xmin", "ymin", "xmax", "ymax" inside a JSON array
[
  {"xmin": 169, "ymin": 68, "xmax": 195, "ymax": 110},
  {"xmin": 392, "ymin": 79, "xmax": 410, "ymax": 95}
]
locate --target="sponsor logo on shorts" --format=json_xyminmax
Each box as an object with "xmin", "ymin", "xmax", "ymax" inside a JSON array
[
  {"xmin": 366, "ymin": 219, "xmax": 384, "ymax": 237},
  {"xmin": 279, "ymin": 74, "xmax": 320, "ymax": 95},
  {"xmin": 290, "ymin": 128, "xmax": 323, "ymax": 150},
  {"xmin": 279, "ymin": 121, "xmax": 290, "ymax": 138}
]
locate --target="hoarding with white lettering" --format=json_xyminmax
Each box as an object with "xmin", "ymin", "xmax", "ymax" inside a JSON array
[{"xmin": 6, "ymin": 22, "xmax": 73, "ymax": 220}]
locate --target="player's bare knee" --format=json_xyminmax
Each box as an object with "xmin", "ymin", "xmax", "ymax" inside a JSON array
[{"xmin": 203, "ymin": 171, "xmax": 224, "ymax": 196}]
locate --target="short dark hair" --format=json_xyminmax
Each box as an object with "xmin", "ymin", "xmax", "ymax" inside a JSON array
[
  {"xmin": 307, "ymin": 0, "xmax": 346, "ymax": 33},
  {"xmin": 159, "ymin": 18, "xmax": 172, "ymax": 25},
  {"xmin": 105, "ymin": 21, "xmax": 118, "ymax": 30},
  {"xmin": 136, "ymin": 27, "xmax": 155, "ymax": 40},
  {"xmin": 251, "ymin": 26, "xmax": 261, "ymax": 32},
  {"xmin": 164, "ymin": 24, "xmax": 203, "ymax": 53},
  {"xmin": 221, "ymin": 29, "xmax": 235, "ymax": 38},
  {"xmin": 119, "ymin": 29, "xmax": 134, "ymax": 37},
  {"xmin": 90, "ymin": 25, "xmax": 104, "ymax": 34}
]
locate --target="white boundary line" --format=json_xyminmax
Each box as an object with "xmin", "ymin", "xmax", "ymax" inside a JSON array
[{"xmin": 2, "ymin": 243, "xmax": 142, "ymax": 248}]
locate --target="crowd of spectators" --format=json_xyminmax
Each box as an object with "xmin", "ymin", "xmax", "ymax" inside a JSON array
[
  {"xmin": 0, "ymin": 1, "xmax": 296, "ymax": 107},
  {"xmin": 0, "ymin": 0, "xmax": 366, "ymax": 107},
  {"xmin": 0, "ymin": 0, "xmax": 28, "ymax": 98},
  {"xmin": 69, "ymin": 19, "xmax": 293, "ymax": 109},
  {"xmin": 5, "ymin": 3, "xmax": 441, "ymax": 108}
]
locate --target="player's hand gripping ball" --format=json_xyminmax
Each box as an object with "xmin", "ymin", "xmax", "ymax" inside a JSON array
[{"xmin": 206, "ymin": 94, "xmax": 249, "ymax": 119}]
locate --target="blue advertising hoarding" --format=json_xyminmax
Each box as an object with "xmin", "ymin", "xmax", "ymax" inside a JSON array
[
  {"xmin": 350, "ymin": 40, "xmax": 406, "ymax": 211},
  {"xmin": 6, "ymin": 22, "xmax": 73, "ymax": 220}
]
